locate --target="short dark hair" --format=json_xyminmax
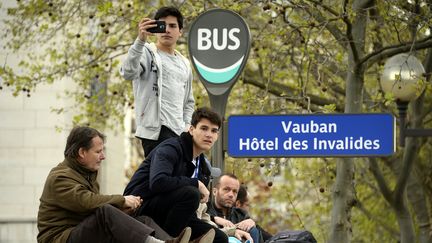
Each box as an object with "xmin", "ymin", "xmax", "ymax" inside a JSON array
[
  {"xmin": 236, "ymin": 185, "xmax": 248, "ymax": 204},
  {"xmin": 154, "ymin": 6, "xmax": 184, "ymax": 30},
  {"xmin": 214, "ymin": 173, "xmax": 238, "ymax": 188},
  {"xmin": 191, "ymin": 107, "xmax": 222, "ymax": 129},
  {"xmin": 64, "ymin": 126, "xmax": 105, "ymax": 159}
]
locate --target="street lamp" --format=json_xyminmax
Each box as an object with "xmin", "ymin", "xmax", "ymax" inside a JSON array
[{"xmin": 380, "ymin": 53, "xmax": 432, "ymax": 146}]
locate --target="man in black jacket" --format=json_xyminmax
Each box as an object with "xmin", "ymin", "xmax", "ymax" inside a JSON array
[
  {"xmin": 207, "ymin": 174, "xmax": 264, "ymax": 243},
  {"xmin": 124, "ymin": 107, "xmax": 227, "ymax": 243}
]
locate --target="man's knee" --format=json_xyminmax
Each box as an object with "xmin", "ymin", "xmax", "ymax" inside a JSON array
[
  {"xmin": 183, "ymin": 186, "xmax": 201, "ymax": 197},
  {"xmin": 179, "ymin": 186, "xmax": 201, "ymax": 205},
  {"xmin": 248, "ymin": 227, "xmax": 262, "ymax": 243},
  {"xmin": 249, "ymin": 226, "xmax": 259, "ymax": 234}
]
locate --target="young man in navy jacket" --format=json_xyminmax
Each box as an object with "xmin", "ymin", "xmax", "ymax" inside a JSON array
[{"xmin": 124, "ymin": 107, "xmax": 227, "ymax": 243}]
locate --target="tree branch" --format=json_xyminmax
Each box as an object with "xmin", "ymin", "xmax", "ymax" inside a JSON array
[
  {"xmin": 368, "ymin": 157, "xmax": 393, "ymax": 202},
  {"xmin": 359, "ymin": 36, "xmax": 432, "ymax": 68},
  {"xmin": 243, "ymin": 70, "xmax": 344, "ymax": 112},
  {"xmin": 394, "ymin": 139, "xmax": 418, "ymax": 206},
  {"xmin": 355, "ymin": 200, "xmax": 400, "ymax": 239},
  {"xmin": 302, "ymin": 2, "xmax": 348, "ymax": 50},
  {"xmin": 343, "ymin": 0, "xmax": 359, "ymax": 63}
]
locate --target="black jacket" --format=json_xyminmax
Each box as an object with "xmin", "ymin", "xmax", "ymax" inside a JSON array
[
  {"xmin": 207, "ymin": 200, "xmax": 272, "ymax": 242},
  {"xmin": 124, "ymin": 132, "xmax": 212, "ymax": 199},
  {"xmin": 206, "ymin": 200, "xmax": 250, "ymax": 224}
]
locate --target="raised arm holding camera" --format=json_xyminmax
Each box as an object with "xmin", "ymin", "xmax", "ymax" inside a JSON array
[{"xmin": 120, "ymin": 6, "xmax": 195, "ymax": 158}]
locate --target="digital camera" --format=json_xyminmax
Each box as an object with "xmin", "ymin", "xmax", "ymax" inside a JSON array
[{"xmin": 148, "ymin": 20, "xmax": 166, "ymax": 33}]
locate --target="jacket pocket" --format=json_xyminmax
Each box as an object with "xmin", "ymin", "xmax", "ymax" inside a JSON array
[{"xmin": 141, "ymin": 98, "xmax": 159, "ymax": 129}]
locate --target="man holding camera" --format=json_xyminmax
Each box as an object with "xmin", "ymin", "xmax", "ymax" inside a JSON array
[{"xmin": 120, "ymin": 6, "xmax": 194, "ymax": 157}]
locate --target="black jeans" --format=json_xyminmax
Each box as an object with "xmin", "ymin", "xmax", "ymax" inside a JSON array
[
  {"xmin": 137, "ymin": 186, "xmax": 228, "ymax": 243},
  {"xmin": 140, "ymin": 125, "xmax": 179, "ymax": 157},
  {"xmin": 67, "ymin": 204, "xmax": 170, "ymax": 243}
]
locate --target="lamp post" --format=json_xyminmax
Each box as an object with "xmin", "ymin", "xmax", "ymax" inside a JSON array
[{"xmin": 380, "ymin": 53, "xmax": 432, "ymax": 146}]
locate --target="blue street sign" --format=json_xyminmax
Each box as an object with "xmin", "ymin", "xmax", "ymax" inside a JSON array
[{"xmin": 227, "ymin": 114, "xmax": 396, "ymax": 157}]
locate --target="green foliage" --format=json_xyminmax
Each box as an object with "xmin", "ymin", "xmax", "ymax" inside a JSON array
[
  {"xmin": 0, "ymin": 0, "xmax": 159, "ymax": 129},
  {"xmin": 2, "ymin": 1, "xmax": 432, "ymax": 242}
]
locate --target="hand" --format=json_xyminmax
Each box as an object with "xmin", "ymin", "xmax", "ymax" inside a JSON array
[
  {"xmin": 214, "ymin": 216, "xmax": 235, "ymax": 228},
  {"xmin": 123, "ymin": 195, "xmax": 142, "ymax": 211},
  {"xmin": 197, "ymin": 180, "xmax": 210, "ymax": 203},
  {"xmin": 235, "ymin": 229, "xmax": 253, "ymax": 243},
  {"xmin": 138, "ymin": 18, "xmax": 158, "ymax": 42},
  {"xmin": 235, "ymin": 219, "xmax": 256, "ymax": 232}
]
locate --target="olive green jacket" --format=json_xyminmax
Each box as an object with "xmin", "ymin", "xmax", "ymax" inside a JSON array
[{"xmin": 37, "ymin": 158, "xmax": 125, "ymax": 243}]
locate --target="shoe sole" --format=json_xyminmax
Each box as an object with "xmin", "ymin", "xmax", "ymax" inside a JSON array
[
  {"xmin": 180, "ymin": 227, "xmax": 192, "ymax": 243},
  {"xmin": 199, "ymin": 229, "xmax": 215, "ymax": 243}
]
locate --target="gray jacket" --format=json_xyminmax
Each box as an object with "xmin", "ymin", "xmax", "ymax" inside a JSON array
[{"xmin": 120, "ymin": 39, "xmax": 194, "ymax": 139}]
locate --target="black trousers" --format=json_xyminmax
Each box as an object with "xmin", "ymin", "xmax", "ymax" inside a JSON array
[
  {"xmin": 67, "ymin": 204, "xmax": 171, "ymax": 243},
  {"xmin": 140, "ymin": 125, "xmax": 179, "ymax": 157},
  {"xmin": 137, "ymin": 186, "xmax": 228, "ymax": 243}
]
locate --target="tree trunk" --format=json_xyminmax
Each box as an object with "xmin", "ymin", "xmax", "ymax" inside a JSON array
[
  {"xmin": 329, "ymin": 158, "xmax": 355, "ymax": 242},
  {"xmin": 391, "ymin": 137, "xmax": 417, "ymax": 243},
  {"xmin": 394, "ymin": 195, "xmax": 416, "ymax": 243},
  {"xmin": 397, "ymin": 43, "xmax": 432, "ymax": 243},
  {"xmin": 329, "ymin": 1, "xmax": 368, "ymax": 242},
  {"xmin": 405, "ymin": 47, "xmax": 432, "ymax": 243},
  {"xmin": 406, "ymin": 171, "xmax": 432, "ymax": 243}
]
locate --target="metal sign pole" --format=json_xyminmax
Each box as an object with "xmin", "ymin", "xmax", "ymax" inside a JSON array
[
  {"xmin": 188, "ymin": 9, "xmax": 251, "ymax": 171},
  {"xmin": 208, "ymin": 93, "xmax": 230, "ymax": 171}
]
